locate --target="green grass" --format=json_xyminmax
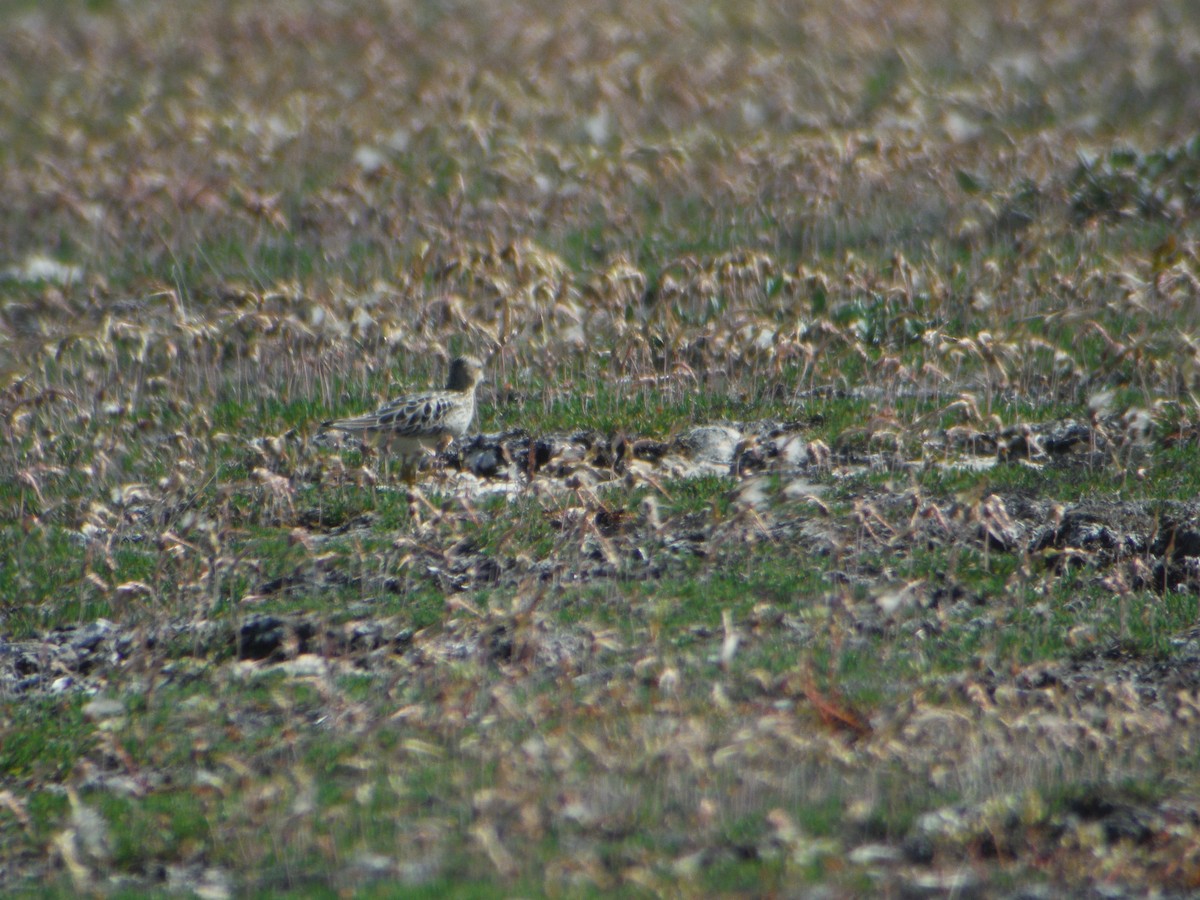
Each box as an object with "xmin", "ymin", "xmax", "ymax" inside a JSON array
[
  {"xmin": 4, "ymin": 0, "xmax": 1200, "ymax": 895},
  {"xmin": 0, "ymin": 696, "xmax": 92, "ymax": 783}
]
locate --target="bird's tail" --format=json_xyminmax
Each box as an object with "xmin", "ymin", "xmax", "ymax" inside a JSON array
[{"xmin": 321, "ymin": 415, "xmax": 382, "ymax": 433}]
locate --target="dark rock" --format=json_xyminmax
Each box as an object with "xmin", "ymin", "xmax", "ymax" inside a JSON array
[
  {"xmin": 901, "ymin": 832, "xmax": 935, "ymax": 864},
  {"xmin": 1101, "ymin": 807, "xmax": 1155, "ymax": 846},
  {"xmin": 632, "ymin": 439, "xmax": 669, "ymax": 461},
  {"xmin": 392, "ymin": 629, "xmax": 414, "ymax": 651},
  {"xmin": 1041, "ymin": 420, "xmax": 1099, "ymax": 454},
  {"xmin": 237, "ymin": 615, "xmax": 286, "ymax": 660},
  {"xmin": 1151, "ymin": 519, "xmax": 1200, "ymax": 559}
]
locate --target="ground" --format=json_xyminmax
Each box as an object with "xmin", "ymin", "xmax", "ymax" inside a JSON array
[{"xmin": 3, "ymin": 0, "xmax": 1200, "ymax": 896}]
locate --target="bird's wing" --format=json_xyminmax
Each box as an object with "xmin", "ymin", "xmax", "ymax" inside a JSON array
[
  {"xmin": 374, "ymin": 393, "xmax": 457, "ymax": 436},
  {"xmin": 325, "ymin": 390, "xmax": 455, "ymax": 436}
]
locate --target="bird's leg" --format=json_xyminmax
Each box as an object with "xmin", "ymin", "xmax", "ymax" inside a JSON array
[
  {"xmin": 402, "ymin": 459, "xmax": 418, "ymax": 487},
  {"xmin": 433, "ymin": 434, "xmax": 456, "ymax": 486},
  {"xmin": 358, "ymin": 441, "xmax": 382, "ymax": 501}
]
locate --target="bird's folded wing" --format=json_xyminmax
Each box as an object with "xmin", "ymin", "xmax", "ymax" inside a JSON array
[{"xmin": 337, "ymin": 393, "xmax": 450, "ymax": 435}]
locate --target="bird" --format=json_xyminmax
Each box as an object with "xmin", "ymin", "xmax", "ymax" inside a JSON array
[{"xmin": 321, "ymin": 355, "xmax": 484, "ymax": 481}]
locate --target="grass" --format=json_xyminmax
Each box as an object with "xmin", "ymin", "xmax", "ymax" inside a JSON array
[{"xmin": 4, "ymin": 0, "xmax": 1200, "ymax": 895}]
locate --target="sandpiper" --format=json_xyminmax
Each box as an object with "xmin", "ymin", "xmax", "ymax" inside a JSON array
[{"xmin": 321, "ymin": 355, "xmax": 484, "ymax": 480}]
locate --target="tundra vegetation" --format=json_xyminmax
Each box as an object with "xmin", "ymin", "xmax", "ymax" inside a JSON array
[{"xmin": 3, "ymin": 1, "xmax": 1200, "ymax": 896}]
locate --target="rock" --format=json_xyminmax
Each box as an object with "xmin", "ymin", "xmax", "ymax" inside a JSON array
[
  {"xmin": 847, "ymin": 843, "xmax": 903, "ymax": 865},
  {"xmin": 674, "ymin": 425, "xmax": 742, "ymax": 465},
  {"xmin": 82, "ymin": 697, "xmax": 125, "ymax": 721}
]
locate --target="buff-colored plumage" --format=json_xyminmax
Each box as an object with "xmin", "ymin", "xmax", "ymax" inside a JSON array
[{"xmin": 321, "ymin": 356, "xmax": 484, "ymax": 477}]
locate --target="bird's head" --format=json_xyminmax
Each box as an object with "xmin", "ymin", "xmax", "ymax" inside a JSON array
[{"xmin": 447, "ymin": 355, "xmax": 485, "ymax": 391}]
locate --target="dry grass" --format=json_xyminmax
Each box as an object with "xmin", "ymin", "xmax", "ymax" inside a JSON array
[{"xmin": 4, "ymin": 0, "xmax": 1200, "ymax": 895}]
